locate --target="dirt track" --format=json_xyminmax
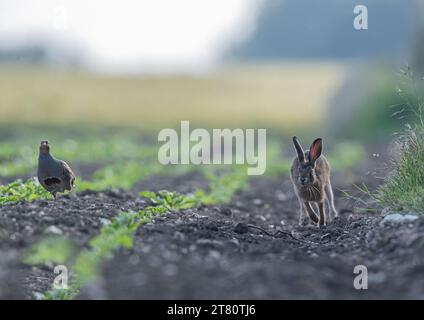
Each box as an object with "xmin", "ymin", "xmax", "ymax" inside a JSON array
[{"xmin": 1, "ymin": 162, "xmax": 424, "ymax": 299}]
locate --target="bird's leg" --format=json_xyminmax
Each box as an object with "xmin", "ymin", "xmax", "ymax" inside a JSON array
[{"xmin": 52, "ymin": 192, "xmax": 57, "ymax": 200}]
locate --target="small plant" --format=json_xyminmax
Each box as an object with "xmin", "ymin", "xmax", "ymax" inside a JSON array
[
  {"xmin": 140, "ymin": 190, "xmax": 201, "ymax": 210},
  {"xmin": 24, "ymin": 236, "xmax": 75, "ymax": 266},
  {"xmin": 199, "ymin": 166, "xmax": 248, "ymax": 204},
  {"xmin": 33, "ymin": 170, "xmax": 249, "ymax": 300},
  {"xmin": 23, "ymin": 165, "xmax": 253, "ymax": 300},
  {"xmin": 0, "ymin": 178, "xmax": 51, "ymax": 204},
  {"xmin": 42, "ymin": 282, "xmax": 80, "ymax": 300},
  {"xmin": 36, "ymin": 204, "xmax": 168, "ymax": 299},
  {"xmin": 72, "ymin": 207, "xmax": 166, "ymax": 284}
]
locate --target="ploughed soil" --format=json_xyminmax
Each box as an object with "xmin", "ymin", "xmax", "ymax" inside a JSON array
[{"xmin": 1, "ymin": 156, "xmax": 424, "ymax": 299}]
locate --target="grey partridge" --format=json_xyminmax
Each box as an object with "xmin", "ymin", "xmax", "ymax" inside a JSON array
[{"xmin": 37, "ymin": 140, "xmax": 76, "ymax": 199}]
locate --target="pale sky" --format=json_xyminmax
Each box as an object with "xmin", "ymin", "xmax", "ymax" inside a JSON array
[{"xmin": 0, "ymin": 0, "xmax": 263, "ymax": 73}]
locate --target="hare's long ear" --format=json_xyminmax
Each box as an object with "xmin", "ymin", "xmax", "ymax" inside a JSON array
[
  {"xmin": 309, "ymin": 138, "xmax": 323, "ymax": 164},
  {"xmin": 292, "ymin": 136, "xmax": 305, "ymax": 162}
]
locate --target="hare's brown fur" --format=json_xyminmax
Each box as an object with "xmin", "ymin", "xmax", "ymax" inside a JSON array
[
  {"xmin": 291, "ymin": 152, "xmax": 328, "ymax": 202},
  {"xmin": 290, "ymin": 137, "xmax": 338, "ymax": 227}
]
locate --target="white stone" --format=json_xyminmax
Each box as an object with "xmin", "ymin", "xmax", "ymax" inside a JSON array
[
  {"xmin": 100, "ymin": 218, "xmax": 111, "ymax": 226},
  {"xmin": 45, "ymin": 225, "xmax": 63, "ymax": 235},
  {"xmin": 380, "ymin": 213, "xmax": 418, "ymax": 225}
]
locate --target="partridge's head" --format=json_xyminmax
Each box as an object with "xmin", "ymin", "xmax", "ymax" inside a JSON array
[{"xmin": 39, "ymin": 140, "xmax": 50, "ymax": 154}]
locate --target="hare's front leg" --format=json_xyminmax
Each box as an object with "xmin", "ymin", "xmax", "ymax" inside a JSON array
[
  {"xmin": 317, "ymin": 202, "xmax": 326, "ymax": 227},
  {"xmin": 304, "ymin": 202, "xmax": 319, "ymax": 224},
  {"xmin": 298, "ymin": 200, "xmax": 309, "ymax": 226}
]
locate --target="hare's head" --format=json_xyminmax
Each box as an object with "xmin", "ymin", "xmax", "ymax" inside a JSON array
[{"xmin": 292, "ymin": 136, "xmax": 323, "ymax": 186}]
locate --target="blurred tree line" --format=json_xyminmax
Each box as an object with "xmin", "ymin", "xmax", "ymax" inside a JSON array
[{"xmin": 227, "ymin": 0, "xmax": 421, "ymax": 61}]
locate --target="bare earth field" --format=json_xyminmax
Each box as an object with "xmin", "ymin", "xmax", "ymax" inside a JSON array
[{"xmin": 1, "ymin": 155, "xmax": 423, "ymax": 299}]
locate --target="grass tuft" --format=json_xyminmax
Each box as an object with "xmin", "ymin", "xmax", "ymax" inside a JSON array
[
  {"xmin": 375, "ymin": 68, "xmax": 424, "ymax": 213},
  {"xmin": 377, "ymin": 126, "xmax": 424, "ymax": 212}
]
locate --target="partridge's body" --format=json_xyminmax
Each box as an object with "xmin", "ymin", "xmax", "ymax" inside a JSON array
[{"xmin": 37, "ymin": 141, "xmax": 76, "ymax": 199}]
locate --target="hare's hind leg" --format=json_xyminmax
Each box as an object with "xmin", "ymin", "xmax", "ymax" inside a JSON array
[{"xmin": 325, "ymin": 181, "xmax": 338, "ymax": 220}]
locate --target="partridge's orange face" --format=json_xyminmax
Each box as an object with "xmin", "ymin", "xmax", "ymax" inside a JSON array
[{"xmin": 39, "ymin": 140, "xmax": 50, "ymax": 154}]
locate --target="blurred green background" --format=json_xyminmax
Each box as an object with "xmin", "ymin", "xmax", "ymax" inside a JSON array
[{"xmin": 0, "ymin": 0, "xmax": 423, "ymax": 170}]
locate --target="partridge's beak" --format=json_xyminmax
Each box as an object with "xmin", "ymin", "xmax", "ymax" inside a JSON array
[{"xmin": 40, "ymin": 140, "xmax": 50, "ymax": 154}]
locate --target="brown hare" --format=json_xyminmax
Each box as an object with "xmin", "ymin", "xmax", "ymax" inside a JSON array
[{"xmin": 290, "ymin": 136, "xmax": 338, "ymax": 227}]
